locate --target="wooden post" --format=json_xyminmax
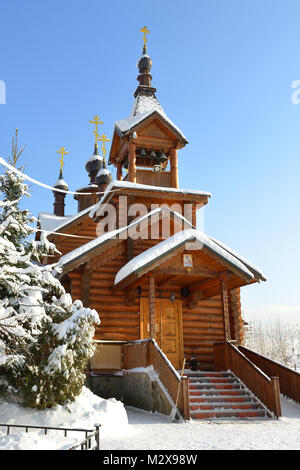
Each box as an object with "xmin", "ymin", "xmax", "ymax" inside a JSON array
[
  {"xmin": 230, "ymin": 288, "xmax": 243, "ymax": 344},
  {"xmin": 170, "ymin": 148, "xmax": 179, "ymax": 189},
  {"xmin": 271, "ymin": 377, "xmax": 282, "ymax": 418},
  {"xmin": 221, "ymin": 278, "xmax": 231, "ymax": 341},
  {"xmin": 149, "ymin": 274, "xmax": 156, "ymax": 339},
  {"xmin": 116, "ymin": 163, "xmax": 122, "ymax": 180},
  {"xmin": 214, "ymin": 342, "xmax": 227, "ymax": 371},
  {"xmin": 128, "ymin": 141, "xmax": 136, "ymax": 183},
  {"xmin": 180, "ymin": 377, "xmax": 190, "ymax": 420}
]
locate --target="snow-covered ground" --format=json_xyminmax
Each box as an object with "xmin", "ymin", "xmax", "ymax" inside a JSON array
[
  {"xmin": 0, "ymin": 387, "xmax": 128, "ymax": 450},
  {"xmin": 101, "ymin": 396, "xmax": 300, "ymax": 451},
  {"xmin": 0, "ymin": 390, "xmax": 299, "ymax": 450}
]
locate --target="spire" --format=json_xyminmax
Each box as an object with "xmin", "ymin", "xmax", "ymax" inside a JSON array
[
  {"xmin": 53, "ymin": 169, "xmax": 68, "ymax": 216},
  {"xmin": 136, "ymin": 26, "xmax": 153, "ymax": 91},
  {"xmin": 131, "ymin": 27, "xmax": 166, "ymax": 118}
]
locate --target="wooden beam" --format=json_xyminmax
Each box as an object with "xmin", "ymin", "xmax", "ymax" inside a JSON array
[
  {"xmin": 170, "ymin": 148, "xmax": 179, "ymax": 189},
  {"xmin": 157, "ymin": 275, "xmax": 179, "ymax": 288},
  {"xmin": 158, "ymin": 268, "xmax": 217, "ymax": 278},
  {"xmin": 128, "ymin": 141, "xmax": 136, "ymax": 183},
  {"xmin": 149, "ymin": 274, "xmax": 156, "ymax": 339},
  {"xmin": 116, "ymin": 163, "xmax": 122, "ymax": 180},
  {"xmin": 221, "ymin": 279, "xmax": 231, "ymax": 340},
  {"xmin": 117, "ymin": 141, "xmax": 129, "ymax": 163},
  {"xmin": 190, "ymin": 277, "xmax": 220, "ymax": 293}
]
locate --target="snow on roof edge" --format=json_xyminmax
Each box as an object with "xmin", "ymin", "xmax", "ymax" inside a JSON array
[
  {"xmin": 209, "ymin": 236, "xmax": 267, "ymax": 281},
  {"xmin": 114, "ymin": 109, "xmax": 187, "ymax": 143},
  {"xmin": 43, "ymin": 203, "xmax": 98, "ymax": 235},
  {"xmin": 54, "ymin": 207, "xmax": 194, "ymax": 274},
  {"xmin": 114, "ymin": 229, "xmax": 255, "ymax": 286},
  {"xmin": 89, "ymin": 180, "xmax": 211, "ymax": 219}
]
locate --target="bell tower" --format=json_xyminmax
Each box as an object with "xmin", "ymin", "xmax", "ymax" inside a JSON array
[{"xmin": 108, "ymin": 27, "xmax": 188, "ymax": 189}]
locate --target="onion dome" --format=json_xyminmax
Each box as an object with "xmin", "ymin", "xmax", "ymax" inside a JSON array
[
  {"xmin": 137, "ymin": 45, "xmax": 152, "ymax": 73},
  {"xmin": 53, "ymin": 169, "xmax": 68, "ymax": 192},
  {"xmin": 96, "ymin": 159, "xmax": 113, "ymax": 189},
  {"xmin": 136, "ymin": 45, "xmax": 153, "ymax": 88},
  {"xmin": 85, "ymin": 144, "xmax": 103, "ymax": 183}
]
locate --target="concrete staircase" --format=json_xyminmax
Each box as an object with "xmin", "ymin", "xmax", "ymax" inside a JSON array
[{"xmin": 187, "ymin": 371, "xmax": 270, "ymax": 419}]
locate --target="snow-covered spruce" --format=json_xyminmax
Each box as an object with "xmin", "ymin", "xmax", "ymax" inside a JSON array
[
  {"xmin": 0, "ymin": 143, "xmax": 100, "ymax": 409},
  {"xmin": 12, "ymin": 294, "xmax": 99, "ymax": 409}
]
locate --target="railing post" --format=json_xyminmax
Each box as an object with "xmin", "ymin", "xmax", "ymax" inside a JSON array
[
  {"xmin": 180, "ymin": 377, "xmax": 190, "ymax": 420},
  {"xmin": 214, "ymin": 342, "xmax": 228, "ymax": 371},
  {"xmin": 95, "ymin": 424, "xmax": 100, "ymax": 450},
  {"xmin": 271, "ymin": 377, "xmax": 282, "ymax": 418}
]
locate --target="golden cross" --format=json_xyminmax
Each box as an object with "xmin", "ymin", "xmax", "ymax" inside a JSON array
[
  {"xmin": 98, "ymin": 133, "xmax": 110, "ymax": 160},
  {"xmin": 57, "ymin": 147, "xmax": 69, "ymax": 171},
  {"xmin": 90, "ymin": 115, "xmax": 103, "ymax": 146},
  {"xmin": 140, "ymin": 26, "xmax": 150, "ymax": 47}
]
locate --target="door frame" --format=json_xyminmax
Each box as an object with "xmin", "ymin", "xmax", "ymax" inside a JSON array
[{"xmin": 140, "ymin": 297, "xmax": 184, "ymax": 369}]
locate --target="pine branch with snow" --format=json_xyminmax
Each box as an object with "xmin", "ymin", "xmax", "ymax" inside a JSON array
[{"xmin": 0, "ymin": 131, "xmax": 101, "ymax": 409}]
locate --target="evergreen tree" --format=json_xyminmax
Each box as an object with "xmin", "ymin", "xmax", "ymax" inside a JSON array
[{"xmin": 0, "ymin": 131, "xmax": 100, "ymax": 408}]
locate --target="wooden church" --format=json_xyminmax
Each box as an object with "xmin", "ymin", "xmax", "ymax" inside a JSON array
[{"xmin": 37, "ymin": 29, "xmax": 300, "ymax": 420}]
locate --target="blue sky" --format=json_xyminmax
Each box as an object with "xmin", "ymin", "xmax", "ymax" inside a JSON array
[{"xmin": 1, "ymin": 0, "xmax": 300, "ymax": 322}]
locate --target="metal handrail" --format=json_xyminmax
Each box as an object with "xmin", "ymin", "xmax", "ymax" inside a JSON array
[{"xmin": 0, "ymin": 423, "xmax": 101, "ymax": 450}]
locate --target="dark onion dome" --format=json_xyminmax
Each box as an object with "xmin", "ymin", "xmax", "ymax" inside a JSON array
[
  {"xmin": 85, "ymin": 144, "xmax": 103, "ymax": 178},
  {"xmin": 96, "ymin": 159, "xmax": 113, "ymax": 187},
  {"xmin": 137, "ymin": 45, "xmax": 152, "ymax": 73},
  {"xmin": 53, "ymin": 169, "xmax": 68, "ymax": 192}
]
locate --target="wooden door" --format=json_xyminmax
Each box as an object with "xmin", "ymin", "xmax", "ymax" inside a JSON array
[{"xmin": 140, "ymin": 298, "xmax": 183, "ymax": 369}]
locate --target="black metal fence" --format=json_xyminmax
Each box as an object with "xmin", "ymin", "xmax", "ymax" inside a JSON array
[
  {"xmin": 0, "ymin": 423, "xmax": 100, "ymax": 450},
  {"xmin": 68, "ymin": 425, "xmax": 100, "ymax": 450}
]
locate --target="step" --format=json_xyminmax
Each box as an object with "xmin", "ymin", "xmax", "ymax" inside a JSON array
[
  {"xmin": 188, "ymin": 377, "xmax": 237, "ymax": 384},
  {"xmin": 189, "ymin": 389, "xmax": 248, "ymax": 396},
  {"xmin": 190, "ymin": 402, "xmax": 263, "ymax": 411},
  {"xmin": 189, "ymin": 383, "xmax": 243, "ymax": 390},
  {"xmin": 189, "ymin": 395, "xmax": 252, "ymax": 403},
  {"xmin": 190, "ymin": 409, "xmax": 267, "ymax": 419},
  {"xmin": 185, "ymin": 371, "xmax": 233, "ymax": 378}
]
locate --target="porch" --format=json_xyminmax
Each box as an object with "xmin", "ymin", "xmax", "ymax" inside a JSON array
[{"xmin": 86, "ymin": 337, "xmax": 300, "ymax": 420}]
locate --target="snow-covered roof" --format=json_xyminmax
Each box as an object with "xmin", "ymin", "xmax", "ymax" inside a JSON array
[
  {"xmin": 130, "ymin": 93, "xmax": 166, "ymax": 118},
  {"xmin": 54, "ymin": 207, "xmax": 194, "ymax": 274},
  {"xmin": 38, "ymin": 213, "xmax": 74, "ymax": 233},
  {"xmin": 114, "ymin": 109, "xmax": 187, "ymax": 143},
  {"xmin": 114, "ymin": 229, "xmax": 259, "ymax": 286},
  {"xmin": 209, "ymin": 236, "xmax": 266, "ymax": 281},
  {"xmin": 89, "ymin": 180, "xmax": 211, "ymax": 219},
  {"xmin": 39, "ymin": 203, "xmax": 98, "ymax": 235}
]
